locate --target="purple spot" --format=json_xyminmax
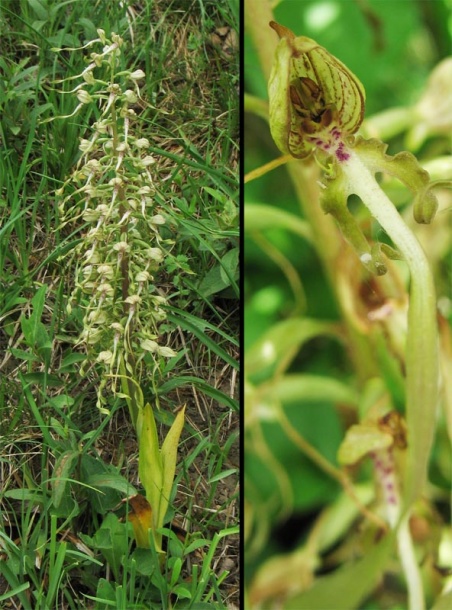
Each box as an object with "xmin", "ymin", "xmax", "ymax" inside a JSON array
[{"xmin": 335, "ymin": 147, "xmax": 350, "ymax": 162}]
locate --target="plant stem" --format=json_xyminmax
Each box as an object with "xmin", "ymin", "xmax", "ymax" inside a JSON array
[
  {"xmin": 340, "ymin": 146, "xmax": 439, "ymax": 610},
  {"xmin": 341, "ymin": 147, "xmax": 439, "ymax": 511},
  {"xmin": 372, "ymin": 448, "xmax": 424, "ymax": 610}
]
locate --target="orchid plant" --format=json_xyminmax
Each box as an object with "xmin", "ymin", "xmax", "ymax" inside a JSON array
[
  {"xmin": 245, "ymin": 10, "xmax": 451, "ymax": 610},
  {"xmin": 50, "ymin": 30, "xmax": 185, "ymax": 557}
]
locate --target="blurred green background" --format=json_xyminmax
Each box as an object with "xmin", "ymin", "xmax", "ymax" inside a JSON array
[{"xmin": 245, "ymin": 0, "xmax": 452, "ymax": 587}]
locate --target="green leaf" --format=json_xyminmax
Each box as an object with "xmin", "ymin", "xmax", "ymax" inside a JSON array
[
  {"xmin": 158, "ymin": 375, "xmax": 238, "ymax": 411},
  {"xmin": 93, "ymin": 514, "xmax": 129, "ymax": 582},
  {"xmin": 268, "ymin": 374, "xmax": 359, "ymax": 407},
  {"xmin": 159, "ymin": 406, "xmax": 186, "ymax": 531},
  {"xmin": 31, "ymin": 284, "xmax": 47, "ymax": 323},
  {"xmin": 284, "ymin": 533, "xmax": 394, "ymax": 609},
  {"xmin": 246, "ymin": 318, "xmax": 338, "ymax": 376},
  {"xmin": 87, "ymin": 473, "xmax": 138, "ymax": 498},
  {"xmin": 9, "ymin": 348, "xmax": 39, "ymax": 363},
  {"xmin": 52, "ymin": 450, "xmax": 79, "ymax": 509},
  {"xmin": 138, "ymin": 403, "xmax": 163, "ymax": 544},
  {"xmin": 219, "ymin": 247, "xmax": 239, "ymax": 287},
  {"xmin": 245, "ymin": 204, "xmax": 313, "ymax": 242}
]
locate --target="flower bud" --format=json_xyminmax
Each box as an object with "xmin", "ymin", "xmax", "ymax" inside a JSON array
[
  {"xmin": 268, "ymin": 21, "xmax": 365, "ymax": 158},
  {"xmin": 77, "ymin": 90, "xmax": 93, "ymax": 104},
  {"xmin": 147, "ymin": 247, "xmax": 163, "ymax": 262},
  {"xmin": 135, "ymin": 138, "xmax": 150, "ymax": 149},
  {"xmin": 97, "ymin": 351, "xmax": 113, "ymax": 364},
  {"xmin": 150, "ymin": 214, "xmax": 165, "ymax": 225},
  {"xmin": 123, "ymin": 89, "xmax": 138, "ymax": 104},
  {"xmin": 157, "ymin": 346, "xmax": 177, "ymax": 358},
  {"xmin": 97, "ymin": 29, "xmax": 107, "ymax": 44},
  {"xmin": 141, "ymin": 339, "xmax": 159, "ymax": 352},
  {"xmin": 144, "ymin": 155, "xmax": 157, "ymax": 165},
  {"xmin": 129, "ymin": 69, "xmax": 146, "ymax": 81}
]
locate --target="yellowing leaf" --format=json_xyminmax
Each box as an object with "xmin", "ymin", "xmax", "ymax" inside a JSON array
[
  {"xmin": 337, "ymin": 424, "xmax": 393, "ymax": 465},
  {"xmin": 137, "ymin": 403, "xmax": 185, "ymax": 553},
  {"xmin": 138, "ymin": 403, "xmax": 163, "ymax": 536},
  {"xmin": 159, "ymin": 405, "xmax": 186, "ymax": 529},
  {"xmin": 127, "ymin": 494, "xmax": 153, "ymax": 548}
]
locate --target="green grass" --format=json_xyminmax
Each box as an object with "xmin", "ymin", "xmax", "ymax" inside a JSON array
[{"xmin": 0, "ymin": 1, "xmax": 239, "ymax": 608}]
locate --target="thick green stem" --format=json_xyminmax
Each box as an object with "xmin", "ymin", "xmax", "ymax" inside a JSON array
[{"xmin": 341, "ymin": 147, "xmax": 439, "ymax": 511}]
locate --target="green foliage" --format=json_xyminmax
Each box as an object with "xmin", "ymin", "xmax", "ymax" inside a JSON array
[
  {"xmin": 245, "ymin": 0, "xmax": 452, "ymax": 608},
  {"xmin": 0, "ymin": 0, "xmax": 238, "ymax": 607}
]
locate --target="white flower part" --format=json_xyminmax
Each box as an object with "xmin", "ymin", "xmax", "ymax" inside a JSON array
[
  {"xmin": 113, "ymin": 241, "xmax": 130, "ymax": 254},
  {"xmin": 97, "ymin": 283, "xmax": 114, "ymax": 297},
  {"xmin": 135, "ymin": 138, "xmax": 150, "ymax": 149},
  {"xmin": 118, "ymin": 209, "xmax": 132, "ymax": 225},
  {"xmin": 150, "ymin": 214, "xmax": 165, "ymax": 225},
  {"xmin": 111, "ymin": 33, "xmax": 123, "ymax": 46},
  {"xmin": 127, "ymin": 198, "xmax": 138, "ymax": 210},
  {"xmin": 85, "ymin": 159, "xmax": 102, "ymax": 173},
  {"xmin": 82, "ymin": 265, "xmax": 94, "ymax": 278},
  {"xmin": 157, "ymin": 346, "xmax": 177, "ymax": 358},
  {"xmin": 90, "ymin": 52, "xmax": 103, "ymax": 67},
  {"xmin": 83, "ymin": 208, "xmax": 100, "ymax": 222},
  {"xmin": 97, "ymin": 264, "xmax": 114, "ymax": 279},
  {"xmin": 82, "ymin": 281, "xmax": 96, "ymax": 292},
  {"xmin": 109, "ymin": 177, "xmax": 123, "ymax": 187},
  {"xmin": 97, "ymin": 29, "xmax": 107, "ymax": 44},
  {"xmin": 123, "ymin": 89, "xmax": 137, "ymax": 104},
  {"xmin": 79, "ymin": 139, "xmax": 92, "ymax": 152},
  {"xmin": 136, "ymin": 271, "xmax": 150, "ymax": 283},
  {"xmin": 93, "ymin": 119, "xmax": 109, "ymax": 134},
  {"xmin": 88, "ymin": 310, "xmax": 108, "ymax": 324},
  {"xmin": 125, "ymin": 294, "xmax": 142, "ymax": 304},
  {"xmin": 137, "ymin": 186, "xmax": 152, "ymax": 195},
  {"xmin": 82, "ymin": 185, "xmax": 100, "ymax": 198},
  {"xmin": 110, "ymin": 322, "xmax": 123, "ymax": 334},
  {"xmin": 82, "ymin": 328, "xmax": 103, "ymax": 345},
  {"xmin": 141, "ymin": 338, "xmax": 159, "ymax": 352},
  {"xmin": 360, "ymin": 253, "xmax": 372, "ymax": 265},
  {"xmin": 87, "ymin": 227, "xmax": 102, "ymax": 239},
  {"xmin": 83, "ymin": 70, "xmax": 95, "ymax": 85},
  {"xmin": 97, "ymin": 351, "xmax": 113, "ymax": 364},
  {"xmin": 85, "ymin": 249, "xmax": 100, "ymax": 264},
  {"xmin": 153, "ymin": 309, "xmax": 167, "ymax": 322},
  {"xmin": 147, "ymin": 248, "xmax": 163, "ymax": 262},
  {"xmin": 97, "ymin": 204, "xmax": 109, "ymax": 217},
  {"xmin": 116, "ymin": 142, "xmax": 128, "ymax": 152},
  {"xmin": 107, "ymin": 83, "xmax": 121, "ymax": 95},
  {"xmin": 153, "ymin": 295, "xmax": 167, "ymax": 305},
  {"xmin": 129, "ymin": 69, "xmax": 146, "ymax": 81},
  {"xmin": 141, "ymin": 155, "xmax": 156, "ymax": 167},
  {"xmin": 77, "ymin": 90, "xmax": 93, "ymax": 104}
]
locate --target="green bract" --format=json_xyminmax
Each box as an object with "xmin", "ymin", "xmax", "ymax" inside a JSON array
[{"xmin": 268, "ymin": 21, "xmax": 365, "ymax": 158}]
